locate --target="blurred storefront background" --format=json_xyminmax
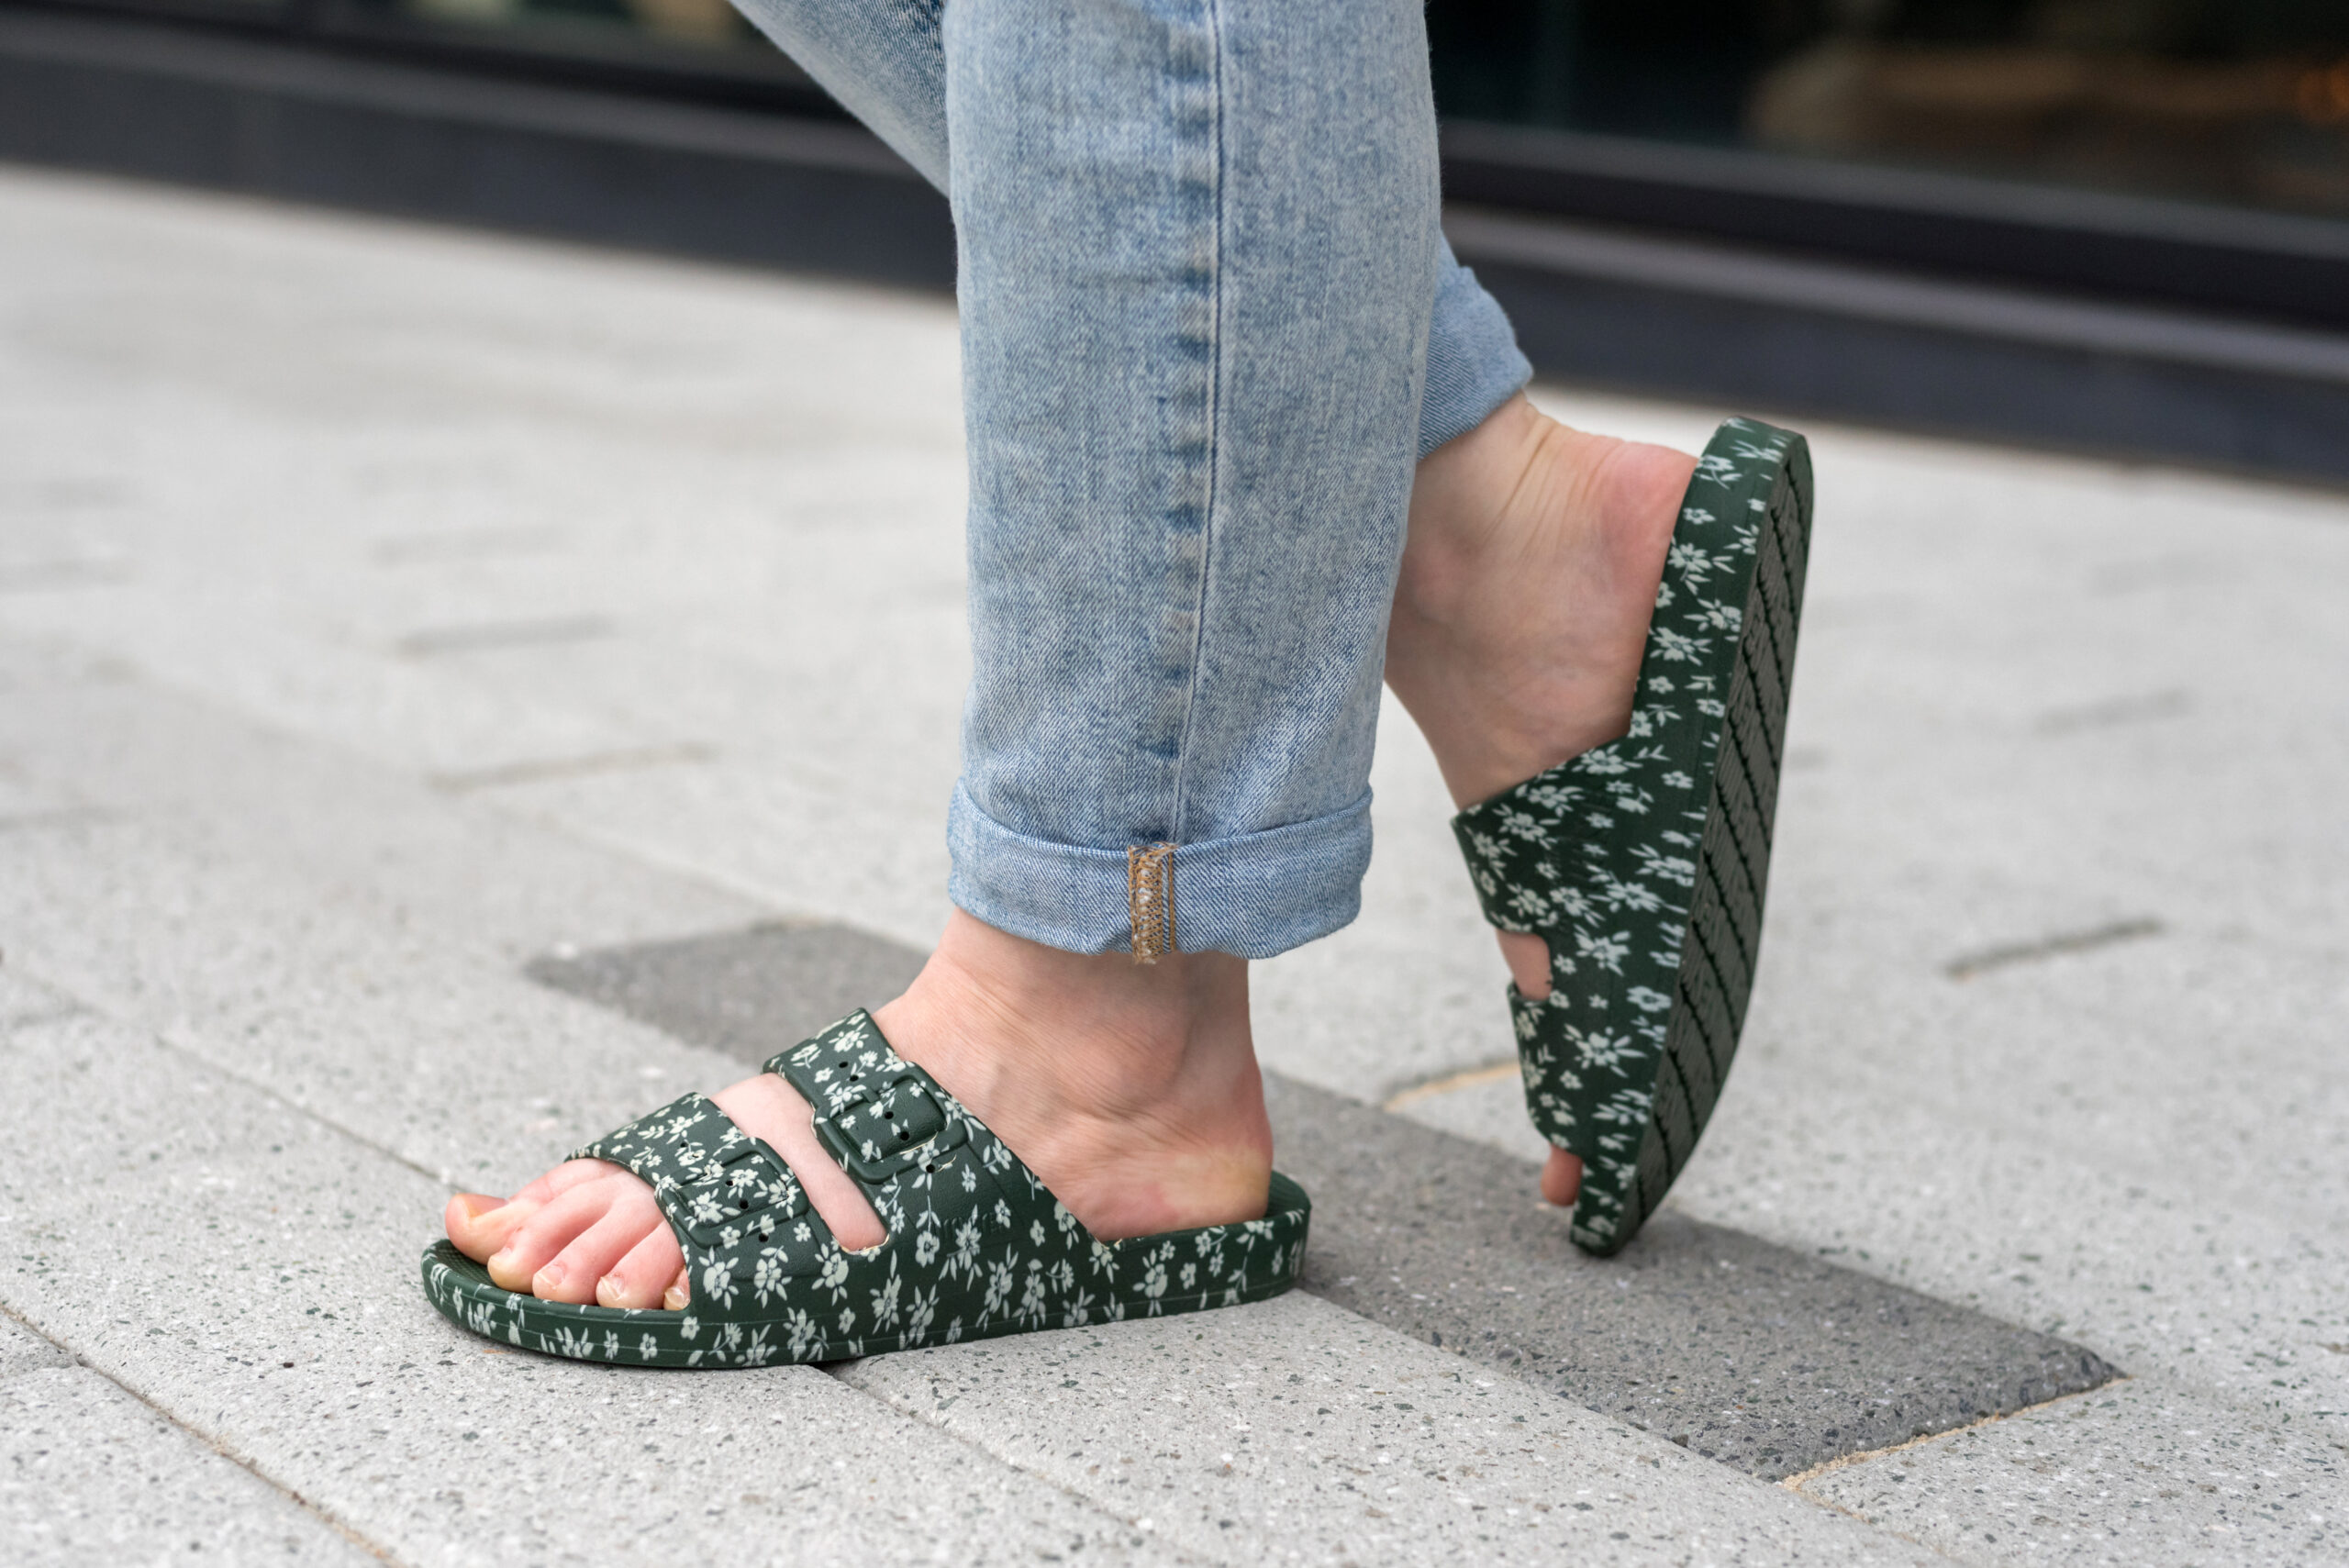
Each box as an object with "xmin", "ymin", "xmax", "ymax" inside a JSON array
[
  {"xmin": 4, "ymin": 0, "xmax": 2345, "ymax": 477},
  {"xmin": 1439, "ymin": 1, "xmax": 2349, "ymax": 222}
]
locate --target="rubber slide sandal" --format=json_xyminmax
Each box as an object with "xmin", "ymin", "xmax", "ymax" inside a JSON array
[{"xmin": 1452, "ymin": 417, "xmax": 1814, "ymax": 1256}]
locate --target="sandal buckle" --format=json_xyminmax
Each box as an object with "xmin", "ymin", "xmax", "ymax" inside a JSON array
[{"xmin": 814, "ymin": 1070, "xmax": 964, "ymax": 1183}]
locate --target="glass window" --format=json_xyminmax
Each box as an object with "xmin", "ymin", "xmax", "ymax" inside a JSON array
[{"xmin": 1430, "ymin": 1, "xmax": 2349, "ymax": 219}]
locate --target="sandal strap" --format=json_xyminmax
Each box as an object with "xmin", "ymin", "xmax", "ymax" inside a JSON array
[
  {"xmin": 1452, "ymin": 778, "xmax": 1575, "ymax": 937},
  {"xmin": 573, "ymin": 1093, "xmax": 832, "ymax": 1271},
  {"xmin": 763, "ymin": 1011, "xmax": 972, "ymax": 1186}
]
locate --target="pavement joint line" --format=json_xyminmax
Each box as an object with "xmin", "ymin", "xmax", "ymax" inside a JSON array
[
  {"xmin": 1943, "ymin": 917, "xmax": 2165, "ymax": 980},
  {"xmin": 393, "ymin": 615, "xmax": 616, "ymax": 658},
  {"xmin": 1, "ymin": 949, "xmax": 453, "ymax": 1190},
  {"xmin": 0, "ymin": 805, "xmax": 120, "ymax": 833},
  {"xmin": 1777, "ymin": 1375, "xmax": 2133, "ymax": 1496},
  {"xmin": 429, "ymin": 741, "xmax": 718, "ymax": 793},
  {"xmin": 2032, "ymin": 688, "xmax": 2193, "ymax": 735},
  {"xmin": 1380, "ymin": 1058, "xmax": 1520, "ymax": 1112},
  {"xmin": 0, "ymin": 1298, "xmax": 412, "ymax": 1567},
  {"xmin": 0, "ymin": 1298, "xmax": 76, "ymax": 1384},
  {"xmin": 1775, "ymin": 1377, "xmax": 2138, "ymax": 1558},
  {"xmin": 812, "ymin": 1362, "xmax": 1172, "ymax": 1553},
  {"xmin": 0, "ymin": 559, "xmax": 136, "ymax": 592},
  {"xmin": 0, "ymin": 999, "xmax": 85, "ymax": 1032},
  {"xmin": 369, "ymin": 526, "xmax": 570, "ymax": 565},
  {"xmin": 0, "ymin": 962, "xmax": 84, "ymax": 1028}
]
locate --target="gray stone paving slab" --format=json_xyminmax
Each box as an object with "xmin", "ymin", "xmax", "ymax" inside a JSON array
[
  {"xmin": 0, "ymin": 164, "xmax": 972, "ymax": 950},
  {"xmin": 529, "ymin": 920, "xmax": 2116, "ymax": 1481},
  {"xmin": 1674, "ymin": 1062, "xmax": 2349, "ymax": 1430},
  {"xmin": 529, "ymin": 920, "xmax": 929, "ymax": 1064},
  {"xmin": 841, "ymin": 1291, "xmax": 1937, "ymax": 1568},
  {"xmin": 1276, "ymin": 1075, "xmax": 2115, "ymax": 1481},
  {"xmin": 2, "ymin": 1364, "xmax": 378, "ymax": 1567},
  {"xmin": 0, "ymin": 1009, "xmax": 1177, "ymax": 1568},
  {"xmin": 0, "ymin": 673, "xmax": 761, "ymax": 971},
  {"xmin": 0, "ymin": 673, "xmax": 774, "ymax": 1196},
  {"xmin": 1796, "ymin": 1373, "xmax": 2349, "ymax": 1567},
  {"xmin": 1396, "ymin": 987, "xmax": 2349, "ymax": 1437}
]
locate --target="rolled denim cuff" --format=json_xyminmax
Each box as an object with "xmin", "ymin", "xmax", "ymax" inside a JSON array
[
  {"xmin": 1419, "ymin": 246, "xmax": 1533, "ymax": 458},
  {"xmin": 947, "ymin": 781, "xmax": 1374, "ymax": 961}
]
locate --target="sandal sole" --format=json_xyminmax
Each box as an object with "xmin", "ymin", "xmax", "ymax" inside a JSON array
[{"xmin": 1600, "ymin": 428, "xmax": 1813, "ymax": 1254}]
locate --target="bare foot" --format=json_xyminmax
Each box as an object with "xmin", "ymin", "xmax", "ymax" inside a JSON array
[
  {"xmin": 1387, "ymin": 394, "xmax": 1697, "ymax": 1209},
  {"xmin": 445, "ymin": 910, "xmax": 1270, "ymax": 1309}
]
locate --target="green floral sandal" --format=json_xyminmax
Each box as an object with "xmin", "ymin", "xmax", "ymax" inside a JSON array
[
  {"xmin": 420, "ymin": 1010, "xmax": 1310, "ymax": 1366},
  {"xmin": 1453, "ymin": 417, "xmax": 1813, "ymax": 1257}
]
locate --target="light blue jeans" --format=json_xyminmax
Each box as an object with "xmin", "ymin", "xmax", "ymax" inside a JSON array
[{"xmin": 737, "ymin": 0, "xmax": 1534, "ymax": 958}]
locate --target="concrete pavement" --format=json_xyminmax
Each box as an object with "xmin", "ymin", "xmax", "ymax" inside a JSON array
[{"xmin": 2, "ymin": 162, "xmax": 2344, "ymax": 1564}]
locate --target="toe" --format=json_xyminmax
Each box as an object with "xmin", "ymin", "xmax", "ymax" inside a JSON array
[
  {"xmin": 510, "ymin": 1157, "xmax": 629, "ymax": 1209},
  {"xmin": 447, "ymin": 1159, "xmax": 616, "ymax": 1262},
  {"xmin": 596, "ymin": 1227, "xmax": 685, "ymax": 1310},
  {"xmin": 1495, "ymin": 930, "xmax": 1551, "ymax": 999},
  {"xmin": 446, "ymin": 1192, "xmax": 535, "ymax": 1262},
  {"xmin": 1542, "ymin": 1148, "xmax": 1582, "ymax": 1207},
  {"xmin": 486, "ymin": 1174, "xmax": 631, "ymax": 1292},
  {"xmin": 662, "ymin": 1265, "xmax": 690, "ymax": 1312},
  {"xmin": 535, "ymin": 1203, "xmax": 660, "ymax": 1306}
]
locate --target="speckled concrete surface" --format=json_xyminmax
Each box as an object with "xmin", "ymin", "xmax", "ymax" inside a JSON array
[
  {"xmin": 4, "ymin": 162, "xmax": 2345, "ymax": 1564},
  {"xmin": 0, "ymin": 1008, "xmax": 1180, "ymax": 1568},
  {"xmin": 0, "ymin": 592, "xmax": 1935, "ymax": 1567},
  {"xmin": 2, "ymin": 1365, "xmax": 380, "ymax": 1567},
  {"xmin": 1796, "ymin": 1373, "xmax": 2348, "ymax": 1566},
  {"xmin": 841, "ymin": 1291, "xmax": 1937, "ymax": 1567},
  {"xmin": 0, "ymin": 675, "xmax": 767, "ymax": 1199},
  {"xmin": 529, "ymin": 921, "xmax": 930, "ymax": 1065},
  {"xmin": 1268, "ymin": 1074, "xmax": 2117, "ymax": 1477}
]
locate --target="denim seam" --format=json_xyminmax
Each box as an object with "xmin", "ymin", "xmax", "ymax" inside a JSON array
[{"xmin": 1167, "ymin": 0, "xmax": 1226, "ymax": 856}]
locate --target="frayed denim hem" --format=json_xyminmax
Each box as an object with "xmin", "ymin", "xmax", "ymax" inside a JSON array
[{"xmin": 946, "ymin": 781, "xmax": 1374, "ymax": 961}]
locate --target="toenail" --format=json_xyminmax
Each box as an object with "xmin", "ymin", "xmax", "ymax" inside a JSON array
[{"xmin": 535, "ymin": 1262, "xmax": 565, "ymax": 1291}]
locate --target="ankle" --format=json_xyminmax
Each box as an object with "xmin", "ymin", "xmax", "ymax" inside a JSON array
[
  {"xmin": 887, "ymin": 912, "xmax": 1252, "ymax": 1104},
  {"xmin": 1386, "ymin": 397, "xmax": 1691, "ymax": 808},
  {"xmin": 1395, "ymin": 394, "xmax": 1560, "ymax": 629},
  {"xmin": 871, "ymin": 912, "xmax": 1274, "ymax": 1238}
]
